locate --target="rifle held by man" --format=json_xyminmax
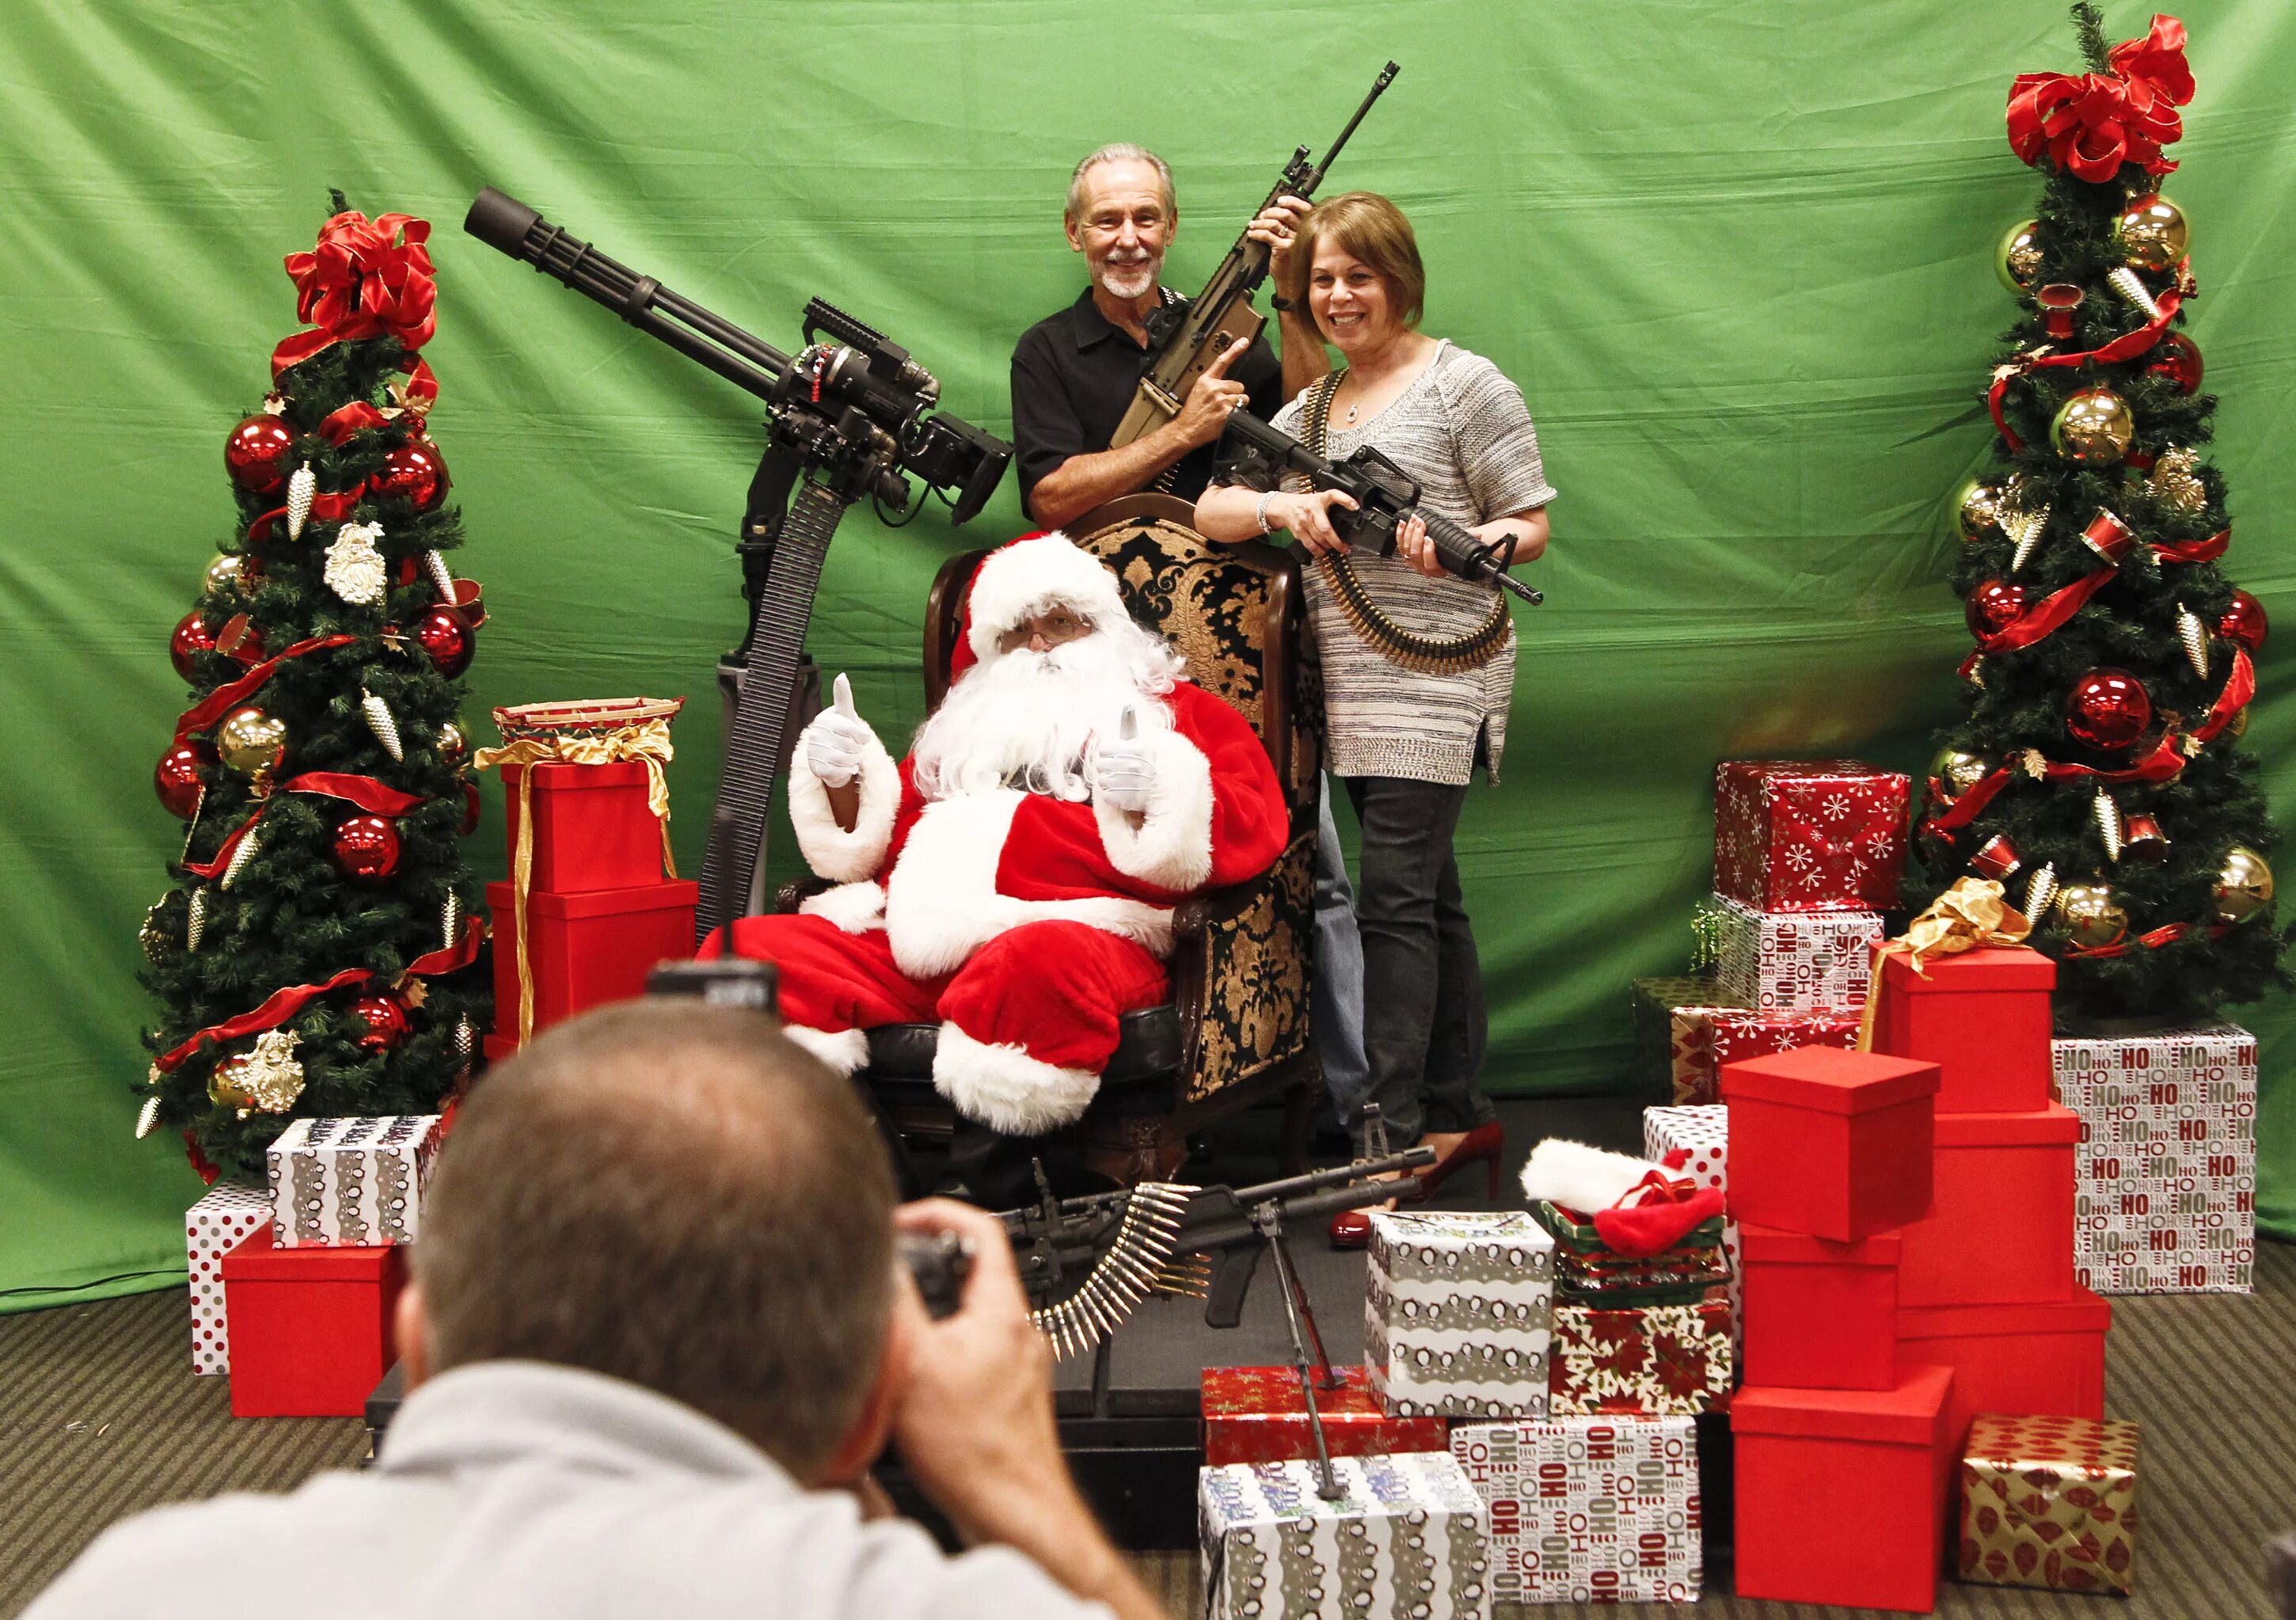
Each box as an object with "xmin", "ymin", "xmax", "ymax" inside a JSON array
[{"xmin": 1108, "ymin": 61, "xmax": 1399, "ymax": 451}]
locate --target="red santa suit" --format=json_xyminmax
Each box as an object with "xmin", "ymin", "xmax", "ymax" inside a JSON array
[{"xmin": 702, "ymin": 534, "xmax": 1289, "ymax": 1136}]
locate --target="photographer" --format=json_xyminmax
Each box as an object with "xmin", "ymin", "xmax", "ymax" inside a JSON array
[{"xmin": 25, "ymin": 1001, "xmax": 1161, "ymax": 1620}]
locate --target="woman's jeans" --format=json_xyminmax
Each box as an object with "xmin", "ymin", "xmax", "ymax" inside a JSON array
[
  {"xmin": 1341, "ymin": 774, "xmax": 1496, "ymax": 1150},
  {"xmin": 1312, "ymin": 777, "xmax": 1370, "ymax": 1128}
]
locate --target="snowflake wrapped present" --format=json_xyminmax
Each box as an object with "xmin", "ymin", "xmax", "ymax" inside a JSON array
[{"xmin": 1713, "ymin": 758, "xmax": 1909, "ymax": 913}]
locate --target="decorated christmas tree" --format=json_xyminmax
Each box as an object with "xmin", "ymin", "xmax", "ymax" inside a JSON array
[
  {"xmin": 139, "ymin": 195, "xmax": 490, "ymax": 1179},
  {"xmin": 1922, "ymin": 6, "xmax": 2285, "ymax": 1019}
]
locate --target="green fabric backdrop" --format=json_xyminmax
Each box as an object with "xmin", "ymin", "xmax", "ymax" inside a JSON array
[{"xmin": 5, "ymin": 1, "xmax": 2291, "ymax": 1308}]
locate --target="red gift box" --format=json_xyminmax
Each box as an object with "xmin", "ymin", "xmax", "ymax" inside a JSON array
[
  {"xmin": 1897, "ymin": 1105, "xmax": 2078, "ymax": 1309},
  {"xmin": 1868, "ymin": 945, "xmax": 2055, "ymax": 1113},
  {"xmin": 1723, "ymin": 1047, "xmax": 1938, "ymax": 1242},
  {"xmin": 1713, "ymin": 759, "xmax": 1910, "ymax": 914},
  {"xmin": 1898, "ymin": 1288, "xmax": 2110, "ymax": 1451},
  {"xmin": 488, "ymin": 878, "xmax": 698, "ymax": 1043},
  {"xmin": 1739, "ymin": 1223, "xmax": 1900, "ymax": 1391},
  {"xmin": 501, "ymin": 760, "xmax": 668, "ymax": 893},
  {"xmin": 222, "ymin": 1227, "xmax": 405, "ymax": 1417},
  {"xmin": 1734, "ymin": 1363, "xmax": 1956, "ymax": 1613},
  {"xmin": 1200, "ymin": 1366, "xmax": 1448, "ymax": 1466}
]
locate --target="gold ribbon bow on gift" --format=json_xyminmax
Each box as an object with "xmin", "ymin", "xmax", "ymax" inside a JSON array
[
  {"xmin": 473, "ymin": 717, "xmax": 677, "ymax": 1044},
  {"xmin": 1857, "ymin": 877, "xmax": 2032, "ymax": 1051}
]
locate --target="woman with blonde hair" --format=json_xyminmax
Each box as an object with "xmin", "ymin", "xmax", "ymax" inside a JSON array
[{"xmin": 1195, "ymin": 191, "xmax": 1554, "ymax": 1245}]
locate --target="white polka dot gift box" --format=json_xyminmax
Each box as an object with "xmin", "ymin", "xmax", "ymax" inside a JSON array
[{"xmin": 186, "ymin": 1181, "xmax": 270, "ymax": 1375}]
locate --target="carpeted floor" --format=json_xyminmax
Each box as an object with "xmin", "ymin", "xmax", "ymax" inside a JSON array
[{"xmin": 5, "ymin": 1229, "xmax": 2292, "ymax": 1616}]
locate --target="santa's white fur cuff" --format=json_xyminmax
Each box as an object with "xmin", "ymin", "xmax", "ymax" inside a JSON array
[
  {"xmin": 784, "ymin": 1024, "xmax": 870, "ymax": 1077},
  {"xmin": 1093, "ymin": 728, "xmax": 1216, "ymax": 892},
  {"xmin": 933, "ymin": 1021, "xmax": 1098, "ymax": 1135},
  {"xmin": 789, "ymin": 732, "xmax": 899, "ymax": 882},
  {"xmin": 797, "ymin": 880, "xmax": 886, "ymax": 935}
]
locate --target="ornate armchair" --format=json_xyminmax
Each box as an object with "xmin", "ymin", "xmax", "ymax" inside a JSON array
[{"xmin": 854, "ymin": 494, "xmax": 1325, "ymax": 1185}]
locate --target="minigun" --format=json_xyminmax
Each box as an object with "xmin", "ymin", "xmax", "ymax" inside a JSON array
[
  {"xmin": 1221, "ymin": 407, "xmax": 1545, "ymax": 605},
  {"xmin": 466, "ymin": 188, "xmax": 1012, "ymax": 937}
]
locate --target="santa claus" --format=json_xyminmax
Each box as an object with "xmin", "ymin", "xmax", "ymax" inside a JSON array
[{"xmin": 702, "ymin": 532, "xmax": 1289, "ymax": 1147}]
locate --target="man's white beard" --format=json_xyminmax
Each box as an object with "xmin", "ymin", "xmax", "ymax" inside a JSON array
[
  {"xmin": 912, "ymin": 623, "xmax": 1183, "ymax": 802},
  {"xmin": 1095, "ymin": 251, "xmax": 1161, "ymax": 302}
]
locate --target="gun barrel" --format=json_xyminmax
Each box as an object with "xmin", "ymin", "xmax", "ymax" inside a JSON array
[
  {"xmin": 465, "ymin": 186, "xmax": 792, "ymax": 404},
  {"xmin": 1310, "ymin": 62, "xmax": 1401, "ymax": 184}
]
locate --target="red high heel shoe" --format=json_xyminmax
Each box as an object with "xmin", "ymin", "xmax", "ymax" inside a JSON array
[
  {"xmin": 1329, "ymin": 1124, "xmax": 1508, "ymax": 1248},
  {"xmin": 1401, "ymin": 1121, "xmax": 1506, "ymax": 1205}
]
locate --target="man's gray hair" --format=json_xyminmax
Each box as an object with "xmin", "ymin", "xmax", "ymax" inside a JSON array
[
  {"xmin": 1066, "ymin": 143, "xmax": 1175, "ymax": 219},
  {"xmin": 411, "ymin": 999, "xmax": 897, "ymax": 1477}
]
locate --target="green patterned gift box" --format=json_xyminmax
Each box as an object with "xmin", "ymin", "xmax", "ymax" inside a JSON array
[{"xmin": 1199, "ymin": 1451, "xmax": 1492, "ymax": 1620}]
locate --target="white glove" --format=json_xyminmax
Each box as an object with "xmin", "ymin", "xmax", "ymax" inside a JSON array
[
  {"xmin": 801, "ymin": 674, "xmax": 874, "ymax": 788},
  {"xmin": 1091, "ymin": 706, "xmax": 1158, "ymax": 814}
]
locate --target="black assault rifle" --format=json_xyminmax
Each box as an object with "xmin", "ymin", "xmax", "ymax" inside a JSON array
[
  {"xmin": 1221, "ymin": 407, "xmax": 1545, "ymax": 603},
  {"xmin": 464, "ymin": 188, "xmax": 1012, "ymax": 940},
  {"xmin": 1108, "ymin": 62, "xmax": 1400, "ymax": 451},
  {"xmin": 999, "ymin": 1134, "xmax": 1434, "ymax": 1499}
]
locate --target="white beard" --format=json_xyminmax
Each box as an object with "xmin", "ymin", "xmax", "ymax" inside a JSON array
[
  {"xmin": 911, "ymin": 623, "xmax": 1183, "ymax": 802},
  {"xmin": 1095, "ymin": 252, "xmax": 1161, "ymax": 302}
]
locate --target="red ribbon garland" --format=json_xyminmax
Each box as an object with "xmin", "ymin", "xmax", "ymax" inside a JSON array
[
  {"xmin": 2192, "ymin": 648, "xmax": 2256, "ymax": 743},
  {"xmin": 1921, "ymin": 767, "xmax": 2016, "ymax": 839},
  {"xmin": 179, "ymin": 774, "xmax": 428, "ymax": 882},
  {"xmin": 2063, "ymin": 920, "xmax": 2229, "ymax": 960},
  {"xmin": 2153, "ymin": 528, "xmax": 2229, "ymax": 564},
  {"xmin": 1986, "ymin": 287, "xmax": 2185, "ymax": 454},
  {"xmin": 1973, "ymin": 565, "xmax": 2119, "ymax": 656},
  {"xmin": 151, "ymin": 915, "xmax": 485, "ymax": 1074},
  {"xmin": 2036, "ymin": 731, "xmax": 2191, "ymax": 785},
  {"xmin": 2006, "ymin": 15, "xmax": 2193, "ymax": 181},
  {"xmin": 174, "ymin": 634, "xmax": 359, "ymax": 743},
  {"xmin": 268, "ymin": 211, "xmax": 437, "ymax": 380}
]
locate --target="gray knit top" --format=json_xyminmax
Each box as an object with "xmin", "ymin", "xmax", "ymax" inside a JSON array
[{"xmin": 1260, "ymin": 340, "xmax": 1555, "ymax": 785}]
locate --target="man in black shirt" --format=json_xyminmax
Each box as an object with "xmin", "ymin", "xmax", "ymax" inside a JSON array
[{"xmin": 1010, "ymin": 143, "xmax": 1329, "ymax": 529}]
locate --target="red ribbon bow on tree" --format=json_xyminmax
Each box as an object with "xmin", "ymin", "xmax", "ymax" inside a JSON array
[
  {"xmin": 2007, "ymin": 14, "xmax": 2194, "ymax": 181},
  {"xmin": 271, "ymin": 211, "xmax": 439, "ymax": 376}
]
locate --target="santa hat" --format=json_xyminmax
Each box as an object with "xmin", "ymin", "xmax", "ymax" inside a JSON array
[
  {"xmin": 948, "ymin": 531, "xmax": 1129, "ymax": 683},
  {"xmin": 1519, "ymin": 1137, "xmax": 1724, "ymax": 1260}
]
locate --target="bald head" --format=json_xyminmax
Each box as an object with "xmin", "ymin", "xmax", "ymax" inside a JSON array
[{"xmin": 409, "ymin": 999, "xmax": 898, "ymax": 1476}]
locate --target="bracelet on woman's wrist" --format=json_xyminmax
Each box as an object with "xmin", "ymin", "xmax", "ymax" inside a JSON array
[{"xmin": 1254, "ymin": 490, "xmax": 1277, "ymax": 535}]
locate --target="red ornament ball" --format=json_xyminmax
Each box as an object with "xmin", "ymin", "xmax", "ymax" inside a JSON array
[
  {"xmin": 348, "ymin": 994, "xmax": 411, "ymax": 1051},
  {"xmin": 223, "ymin": 414, "xmax": 297, "ymax": 495},
  {"xmin": 2219, "ymin": 589, "xmax": 2269, "ymax": 652},
  {"xmin": 371, "ymin": 440, "xmax": 450, "ymax": 513},
  {"xmin": 169, "ymin": 612, "xmax": 216, "ymax": 680},
  {"xmin": 154, "ymin": 743, "xmax": 210, "ymax": 820},
  {"xmin": 459, "ymin": 778, "xmax": 482, "ymax": 837},
  {"xmin": 2065, "ymin": 667, "xmax": 2153, "ymax": 751},
  {"xmin": 1965, "ymin": 579, "xmax": 2028, "ymax": 639},
  {"xmin": 413, "ymin": 607, "xmax": 474, "ymax": 678},
  {"xmin": 2149, "ymin": 331, "xmax": 2203, "ymax": 395},
  {"xmin": 331, "ymin": 814, "xmax": 402, "ymax": 884}
]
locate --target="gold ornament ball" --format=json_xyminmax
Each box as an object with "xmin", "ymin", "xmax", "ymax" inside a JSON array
[
  {"xmin": 1956, "ymin": 479, "xmax": 2006, "ymax": 542},
  {"xmin": 2214, "ymin": 845, "xmax": 2274, "ymax": 926},
  {"xmin": 216, "ymin": 706, "xmax": 289, "ymax": 778},
  {"xmin": 2113, "ymin": 193, "xmax": 2190, "ymax": 272},
  {"xmin": 2055, "ymin": 880, "xmax": 2129, "ymax": 949},
  {"xmin": 1929, "ymin": 746, "xmax": 1990, "ymax": 798},
  {"xmin": 2051, "ymin": 389, "xmax": 2134, "ymax": 466},
  {"xmin": 438, "ymin": 721, "xmax": 468, "ymax": 764},
  {"xmin": 2227, "ymin": 706, "xmax": 2248, "ymax": 740},
  {"xmin": 205, "ymin": 554, "xmax": 250, "ymax": 595},
  {"xmin": 207, "ymin": 1053, "xmax": 265, "ymax": 1111},
  {"xmin": 1997, "ymin": 218, "xmax": 2045, "ymax": 293}
]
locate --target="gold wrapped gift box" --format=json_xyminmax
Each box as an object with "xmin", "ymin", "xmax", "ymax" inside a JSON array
[{"xmin": 1958, "ymin": 1412, "xmax": 2138, "ymax": 1595}]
